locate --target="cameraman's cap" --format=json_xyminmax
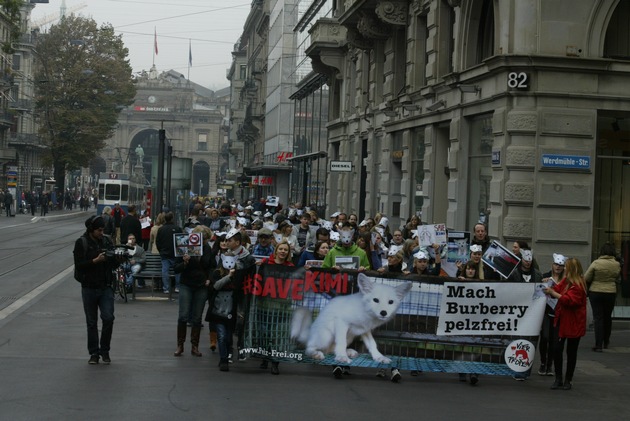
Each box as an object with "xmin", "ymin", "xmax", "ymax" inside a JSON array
[
  {"xmin": 553, "ymin": 253, "xmax": 566, "ymax": 265},
  {"xmin": 85, "ymin": 215, "xmax": 105, "ymax": 230}
]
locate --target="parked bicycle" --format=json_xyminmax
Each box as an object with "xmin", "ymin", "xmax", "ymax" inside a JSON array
[{"xmin": 106, "ymin": 244, "xmax": 134, "ymax": 303}]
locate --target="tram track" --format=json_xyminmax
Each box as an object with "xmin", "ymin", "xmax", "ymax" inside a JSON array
[{"xmin": 0, "ymin": 217, "xmax": 85, "ymax": 278}]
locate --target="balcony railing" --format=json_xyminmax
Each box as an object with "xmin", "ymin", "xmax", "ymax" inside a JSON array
[
  {"xmin": 9, "ymin": 99, "xmax": 33, "ymax": 111},
  {"xmin": 9, "ymin": 133, "xmax": 43, "ymax": 147}
]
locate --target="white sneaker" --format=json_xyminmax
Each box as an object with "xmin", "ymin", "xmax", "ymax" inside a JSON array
[{"xmin": 390, "ymin": 368, "xmax": 401, "ymax": 383}]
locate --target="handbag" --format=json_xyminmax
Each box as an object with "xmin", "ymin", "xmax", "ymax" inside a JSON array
[{"xmin": 211, "ymin": 290, "xmax": 233, "ymax": 319}]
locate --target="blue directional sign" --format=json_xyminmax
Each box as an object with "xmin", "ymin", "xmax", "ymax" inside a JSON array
[{"xmin": 541, "ymin": 154, "xmax": 590, "ymax": 169}]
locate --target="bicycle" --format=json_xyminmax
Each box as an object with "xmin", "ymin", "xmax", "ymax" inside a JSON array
[{"xmin": 106, "ymin": 244, "xmax": 134, "ymax": 303}]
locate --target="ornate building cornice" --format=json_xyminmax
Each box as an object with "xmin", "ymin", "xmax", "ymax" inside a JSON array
[
  {"xmin": 375, "ymin": 1, "xmax": 408, "ymax": 26},
  {"xmin": 357, "ymin": 12, "xmax": 391, "ymax": 40}
]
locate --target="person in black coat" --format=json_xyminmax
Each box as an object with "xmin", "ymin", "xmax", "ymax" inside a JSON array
[{"xmin": 120, "ymin": 205, "xmax": 142, "ymax": 246}]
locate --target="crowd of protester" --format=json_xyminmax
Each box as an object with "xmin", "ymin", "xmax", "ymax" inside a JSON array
[{"xmin": 95, "ymin": 195, "xmax": 621, "ymax": 389}]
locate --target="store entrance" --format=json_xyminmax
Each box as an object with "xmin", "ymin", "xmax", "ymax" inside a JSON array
[{"xmin": 595, "ymin": 114, "xmax": 630, "ymax": 317}]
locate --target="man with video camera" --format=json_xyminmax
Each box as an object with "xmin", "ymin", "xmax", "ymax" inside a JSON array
[{"xmin": 73, "ymin": 215, "xmax": 117, "ymax": 365}]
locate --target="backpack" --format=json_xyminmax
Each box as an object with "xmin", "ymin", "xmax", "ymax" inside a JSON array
[{"xmin": 74, "ymin": 237, "xmax": 88, "ymax": 283}]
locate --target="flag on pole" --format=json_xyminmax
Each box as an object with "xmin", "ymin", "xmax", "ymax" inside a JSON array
[
  {"xmin": 188, "ymin": 39, "xmax": 192, "ymax": 67},
  {"xmin": 154, "ymin": 27, "xmax": 158, "ymax": 55}
]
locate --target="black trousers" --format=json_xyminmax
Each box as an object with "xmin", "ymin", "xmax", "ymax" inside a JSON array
[
  {"xmin": 589, "ymin": 291, "xmax": 616, "ymax": 348},
  {"xmin": 554, "ymin": 335, "xmax": 581, "ymax": 382}
]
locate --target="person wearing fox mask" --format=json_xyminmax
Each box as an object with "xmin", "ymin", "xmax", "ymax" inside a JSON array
[
  {"xmin": 322, "ymin": 224, "xmax": 370, "ymax": 271},
  {"xmin": 206, "ymin": 252, "xmax": 240, "ymax": 372}
]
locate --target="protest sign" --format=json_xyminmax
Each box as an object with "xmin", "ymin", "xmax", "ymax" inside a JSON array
[
  {"xmin": 335, "ymin": 256, "xmax": 360, "ymax": 269},
  {"xmin": 173, "ymin": 233, "xmax": 203, "ymax": 257},
  {"xmin": 417, "ymin": 224, "xmax": 447, "ymax": 247},
  {"xmin": 447, "ymin": 231, "xmax": 470, "ymax": 263},
  {"xmin": 482, "ymin": 240, "xmax": 521, "ymax": 279}
]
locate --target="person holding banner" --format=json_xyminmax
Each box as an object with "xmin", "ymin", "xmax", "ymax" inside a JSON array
[
  {"xmin": 355, "ymin": 232, "xmax": 380, "ymax": 271},
  {"xmin": 223, "ymin": 228, "xmax": 257, "ymax": 362},
  {"xmin": 544, "ymin": 258, "xmax": 587, "ymax": 390},
  {"xmin": 411, "ymin": 245, "xmax": 442, "ymax": 276},
  {"xmin": 298, "ymin": 241, "xmax": 330, "ymax": 269},
  {"xmin": 257, "ymin": 241, "xmax": 295, "ymax": 375},
  {"xmin": 509, "ymin": 249, "xmax": 543, "ymax": 381},
  {"xmin": 455, "ymin": 260, "xmax": 480, "ymax": 385},
  {"xmin": 538, "ymin": 253, "xmax": 565, "ymax": 376},
  {"xmin": 323, "ymin": 225, "xmax": 370, "ymax": 271},
  {"xmin": 377, "ymin": 249, "xmax": 409, "ymax": 275},
  {"xmin": 207, "ymin": 252, "xmax": 239, "ymax": 371},
  {"xmin": 456, "ymin": 244, "xmax": 495, "ymax": 279}
]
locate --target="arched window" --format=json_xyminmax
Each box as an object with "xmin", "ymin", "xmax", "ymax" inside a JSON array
[
  {"xmin": 463, "ymin": 0, "xmax": 495, "ymax": 68},
  {"xmin": 604, "ymin": 0, "xmax": 630, "ymax": 59}
]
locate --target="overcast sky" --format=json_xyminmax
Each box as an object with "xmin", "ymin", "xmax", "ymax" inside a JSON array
[{"xmin": 30, "ymin": 0, "xmax": 252, "ymax": 90}]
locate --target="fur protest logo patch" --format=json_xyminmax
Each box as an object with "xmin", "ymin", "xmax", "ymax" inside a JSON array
[{"xmin": 504, "ymin": 339, "xmax": 535, "ymax": 372}]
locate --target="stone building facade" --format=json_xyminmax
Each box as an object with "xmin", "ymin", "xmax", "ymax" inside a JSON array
[
  {"xmin": 99, "ymin": 67, "xmax": 225, "ymax": 199},
  {"xmin": 302, "ymin": 0, "xmax": 630, "ymax": 313},
  {"xmin": 228, "ymin": 0, "xmax": 297, "ymax": 203}
]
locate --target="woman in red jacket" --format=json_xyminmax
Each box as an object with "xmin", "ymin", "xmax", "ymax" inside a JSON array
[
  {"xmin": 257, "ymin": 240, "xmax": 294, "ymax": 375},
  {"xmin": 543, "ymin": 257, "xmax": 587, "ymax": 390}
]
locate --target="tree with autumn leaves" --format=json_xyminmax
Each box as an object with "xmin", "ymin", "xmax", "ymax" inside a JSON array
[{"xmin": 34, "ymin": 15, "xmax": 136, "ymax": 193}]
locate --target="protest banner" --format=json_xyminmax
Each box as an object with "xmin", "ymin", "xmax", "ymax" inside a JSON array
[{"xmin": 240, "ymin": 266, "xmax": 545, "ymax": 376}]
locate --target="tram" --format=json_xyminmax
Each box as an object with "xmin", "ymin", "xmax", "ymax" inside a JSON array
[{"xmin": 96, "ymin": 172, "xmax": 150, "ymax": 215}]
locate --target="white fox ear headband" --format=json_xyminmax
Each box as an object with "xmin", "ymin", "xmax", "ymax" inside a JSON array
[{"xmin": 470, "ymin": 244, "xmax": 483, "ymax": 253}]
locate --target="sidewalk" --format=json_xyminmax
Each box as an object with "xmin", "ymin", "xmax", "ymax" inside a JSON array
[{"xmin": 0, "ymin": 206, "xmax": 92, "ymax": 227}]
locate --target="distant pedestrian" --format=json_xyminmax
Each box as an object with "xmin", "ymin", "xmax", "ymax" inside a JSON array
[
  {"xmin": 4, "ymin": 190, "xmax": 13, "ymax": 217},
  {"xmin": 40, "ymin": 193, "xmax": 49, "ymax": 216},
  {"xmin": 585, "ymin": 243, "xmax": 621, "ymax": 351},
  {"xmin": 73, "ymin": 215, "xmax": 116, "ymax": 365},
  {"xmin": 112, "ymin": 202, "xmax": 126, "ymax": 244},
  {"xmin": 156, "ymin": 211, "xmax": 182, "ymax": 293}
]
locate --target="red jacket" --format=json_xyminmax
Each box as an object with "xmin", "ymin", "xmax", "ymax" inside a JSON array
[
  {"xmin": 553, "ymin": 278, "xmax": 587, "ymax": 338},
  {"xmin": 262, "ymin": 254, "xmax": 294, "ymax": 267}
]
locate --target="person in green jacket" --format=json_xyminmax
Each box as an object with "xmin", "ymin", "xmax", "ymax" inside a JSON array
[{"xmin": 322, "ymin": 224, "xmax": 370, "ymax": 270}]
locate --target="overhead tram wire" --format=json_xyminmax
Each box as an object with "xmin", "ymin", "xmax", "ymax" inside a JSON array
[{"xmin": 115, "ymin": 3, "xmax": 251, "ymax": 29}]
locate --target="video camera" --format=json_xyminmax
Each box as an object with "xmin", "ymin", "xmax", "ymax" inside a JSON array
[{"xmin": 103, "ymin": 244, "xmax": 134, "ymax": 261}]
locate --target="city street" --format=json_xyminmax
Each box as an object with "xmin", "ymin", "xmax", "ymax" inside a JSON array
[{"xmin": 0, "ymin": 211, "xmax": 629, "ymax": 421}]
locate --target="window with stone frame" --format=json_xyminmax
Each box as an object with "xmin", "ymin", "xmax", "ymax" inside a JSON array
[{"xmin": 467, "ymin": 115, "xmax": 493, "ymax": 229}]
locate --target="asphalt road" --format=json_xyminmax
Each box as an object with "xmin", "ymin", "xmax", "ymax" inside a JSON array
[{"xmin": 0, "ymin": 211, "xmax": 629, "ymax": 421}]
